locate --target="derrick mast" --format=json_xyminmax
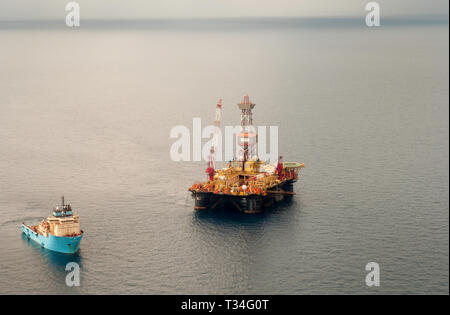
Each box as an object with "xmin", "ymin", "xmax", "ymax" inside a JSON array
[
  {"xmin": 206, "ymin": 99, "xmax": 223, "ymax": 181},
  {"xmin": 237, "ymin": 94, "xmax": 257, "ymax": 162}
]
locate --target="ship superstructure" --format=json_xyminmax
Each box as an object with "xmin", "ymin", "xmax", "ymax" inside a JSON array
[
  {"xmin": 21, "ymin": 196, "xmax": 83, "ymax": 254},
  {"xmin": 189, "ymin": 95, "xmax": 304, "ymax": 213}
]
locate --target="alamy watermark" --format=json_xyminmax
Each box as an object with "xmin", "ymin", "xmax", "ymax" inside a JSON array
[
  {"xmin": 65, "ymin": 2, "xmax": 80, "ymax": 27},
  {"xmin": 65, "ymin": 262, "xmax": 80, "ymax": 287},
  {"xmin": 169, "ymin": 118, "xmax": 279, "ymax": 163},
  {"xmin": 365, "ymin": 262, "xmax": 380, "ymax": 287},
  {"xmin": 365, "ymin": 2, "xmax": 381, "ymax": 27}
]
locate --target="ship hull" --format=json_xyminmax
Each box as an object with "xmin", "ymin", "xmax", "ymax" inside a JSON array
[
  {"xmin": 191, "ymin": 180, "xmax": 296, "ymax": 214},
  {"xmin": 21, "ymin": 224, "xmax": 83, "ymax": 254}
]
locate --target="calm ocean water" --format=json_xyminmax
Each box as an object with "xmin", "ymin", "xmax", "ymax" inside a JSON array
[{"xmin": 0, "ymin": 18, "xmax": 448, "ymax": 294}]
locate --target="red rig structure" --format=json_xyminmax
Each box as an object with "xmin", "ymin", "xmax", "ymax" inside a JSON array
[{"xmin": 205, "ymin": 99, "xmax": 222, "ymax": 181}]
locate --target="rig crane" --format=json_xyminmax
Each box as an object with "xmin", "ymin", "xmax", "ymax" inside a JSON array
[{"xmin": 206, "ymin": 99, "xmax": 223, "ymax": 181}]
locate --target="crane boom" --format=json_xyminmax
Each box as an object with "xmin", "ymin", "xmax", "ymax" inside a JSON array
[{"xmin": 206, "ymin": 99, "xmax": 223, "ymax": 180}]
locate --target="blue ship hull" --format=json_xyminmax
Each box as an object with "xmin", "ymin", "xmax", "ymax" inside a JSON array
[{"xmin": 21, "ymin": 224, "xmax": 82, "ymax": 254}]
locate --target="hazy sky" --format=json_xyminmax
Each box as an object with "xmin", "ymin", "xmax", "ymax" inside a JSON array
[{"xmin": 0, "ymin": 0, "xmax": 448, "ymax": 20}]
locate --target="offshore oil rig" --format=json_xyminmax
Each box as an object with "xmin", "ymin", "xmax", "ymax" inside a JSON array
[{"xmin": 189, "ymin": 95, "xmax": 304, "ymax": 213}]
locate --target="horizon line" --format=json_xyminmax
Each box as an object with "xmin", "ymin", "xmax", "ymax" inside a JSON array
[
  {"xmin": 0, "ymin": 15, "xmax": 447, "ymax": 30},
  {"xmin": 0, "ymin": 14, "xmax": 448, "ymax": 22}
]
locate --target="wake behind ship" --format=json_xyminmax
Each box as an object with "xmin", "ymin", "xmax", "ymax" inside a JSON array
[{"xmin": 21, "ymin": 196, "xmax": 83, "ymax": 254}]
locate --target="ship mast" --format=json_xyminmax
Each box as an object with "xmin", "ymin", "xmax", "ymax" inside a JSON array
[
  {"xmin": 206, "ymin": 99, "xmax": 223, "ymax": 181},
  {"xmin": 237, "ymin": 94, "xmax": 257, "ymax": 163}
]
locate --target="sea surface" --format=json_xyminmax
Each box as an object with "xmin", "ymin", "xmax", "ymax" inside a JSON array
[{"xmin": 0, "ymin": 17, "xmax": 448, "ymax": 294}]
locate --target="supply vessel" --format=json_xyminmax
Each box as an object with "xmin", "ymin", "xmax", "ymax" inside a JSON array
[
  {"xmin": 189, "ymin": 95, "xmax": 304, "ymax": 213},
  {"xmin": 21, "ymin": 196, "xmax": 83, "ymax": 254}
]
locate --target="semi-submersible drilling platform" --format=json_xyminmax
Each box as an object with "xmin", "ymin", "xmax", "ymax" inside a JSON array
[{"xmin": 189, "ymin": 95, "xmax": 304, "ymax": 213}]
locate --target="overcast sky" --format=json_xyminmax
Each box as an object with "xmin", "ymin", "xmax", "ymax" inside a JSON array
[{"xmin": 0, "ymin": 0, "xmax": 448, "ymax": 20}]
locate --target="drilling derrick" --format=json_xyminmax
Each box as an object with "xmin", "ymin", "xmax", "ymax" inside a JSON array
[
  {"xmin": 206, "ymin": 99, "xmax": 223, "ymax": 181},
  {"xmin": 237, "ymin": 94, "xmax": 257, "ymax": 162}
]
